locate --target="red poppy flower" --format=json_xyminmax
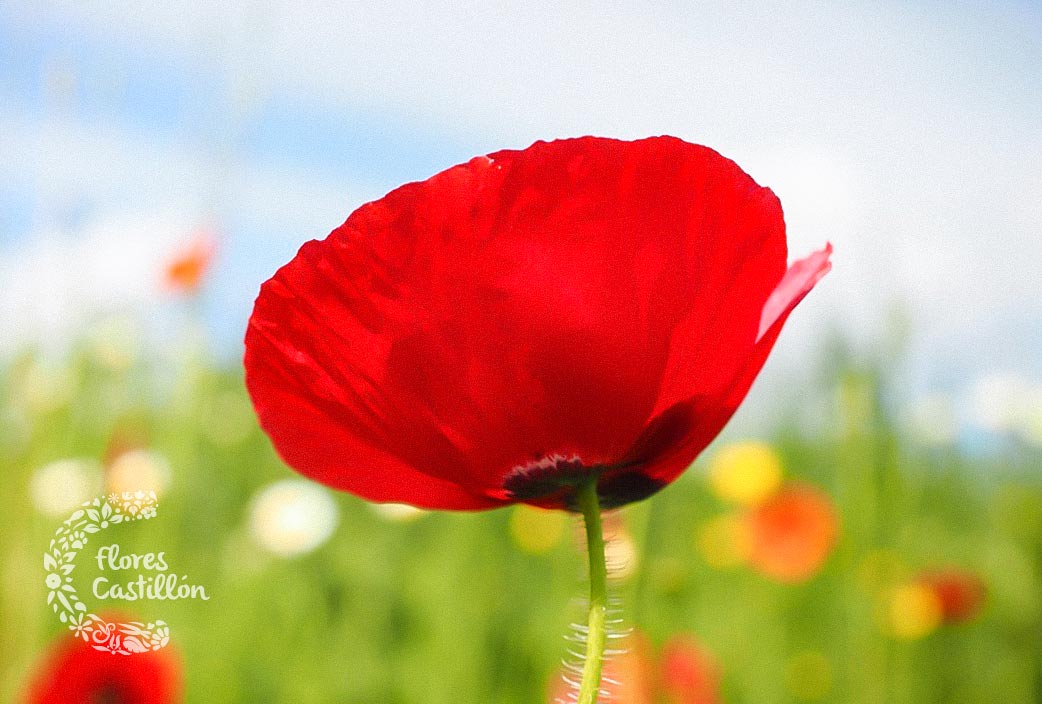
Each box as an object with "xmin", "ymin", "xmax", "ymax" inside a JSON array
[
  {"xmin": 24, "ymin": 630, "xmax": 182, "ymax": 704},
  {"xmin": 245, "ymin": 136, "xmax": 830, "ymax": 510}
]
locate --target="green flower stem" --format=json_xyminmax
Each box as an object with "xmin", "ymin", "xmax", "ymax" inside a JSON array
[{"xmin": 575, "ymin": 479, "xmax": 608, "ymax": 704}]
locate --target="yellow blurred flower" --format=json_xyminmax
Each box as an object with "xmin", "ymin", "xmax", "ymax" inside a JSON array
[
  {"xmin": 509, "ymin": 505, "xmax": 566, "ymax": 554},
  {"xmin": 707, "ymin": 441, "xmax": 783, "ymax": 506},
  {"xmin": 887, "ymin": 582, "xmax": 943, "ymax": 639},
  {"xmin": 695, "ymin": 513, "xmax": 751, "ymax": 569}
]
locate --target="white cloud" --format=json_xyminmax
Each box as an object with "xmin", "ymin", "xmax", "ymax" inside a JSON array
[
  {"xmin": 3, "ymin": 1, "xmax": 1041, "ymax": 393},
  {"xmin": 0, "ymin": 103, "xmax": 374, "ymax": 240}
]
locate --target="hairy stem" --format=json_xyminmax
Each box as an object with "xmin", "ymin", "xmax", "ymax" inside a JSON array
[{"xmin": 575, "ymin": 479, "xmax": 608, "ymax": 704}]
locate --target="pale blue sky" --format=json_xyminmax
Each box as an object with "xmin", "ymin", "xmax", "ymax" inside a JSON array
[{"xmin": 1, "ymin": 1, "xmax": 1040, "ymax": 443}]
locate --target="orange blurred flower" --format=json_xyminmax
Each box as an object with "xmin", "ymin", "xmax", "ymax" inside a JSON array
[
  {"xmin": 548, "ymin": 633, "xmax": 655, "ymax": 704},
  {"xmin": 101, "ymin": 419, "xmax": 151, "ymax": 467},
  {"xmin": 163, "ymin": 228, "xmax": 216, "ymax": 294},
  {"xmin": 548, "ymin": 631, "xmax": 719, "ymax": 704},
  {"xmin": 607, "ymin": 632, "xmax": 657, "ymax": 704},
  {"xmin": 746, "ymin": 483, "xmax": 838, "ymax": 583}
]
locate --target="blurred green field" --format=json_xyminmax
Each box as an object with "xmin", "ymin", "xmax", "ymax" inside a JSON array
[{"xmin": 2, "ymin": 332, "xmax": 1042, "ymax": 703}]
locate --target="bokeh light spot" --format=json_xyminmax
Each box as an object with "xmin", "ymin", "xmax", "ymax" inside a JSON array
[{"xmin": 707, "ymin": 441, "xmax": 783, "ymax": 506}]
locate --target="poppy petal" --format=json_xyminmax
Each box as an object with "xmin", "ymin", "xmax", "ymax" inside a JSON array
[
  {"xmin": 759, "ymin": 242, "xmax": 833, "ymax": 340},
  {"xmin": 245, "ymin": 137, "xmax": 828, "ymax": 510},
  {"xmin": 245, "ymin": 288, "xmax": 501, "ymax": 509},
  {"xmin": 616, "ymin": 244, "xmax": 832, "ymax": 494}
]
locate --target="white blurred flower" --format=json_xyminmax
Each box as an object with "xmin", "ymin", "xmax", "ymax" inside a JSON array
[
  {"xmin": 967, "ymin": 372, "xmax": 1042, "ymax": 445},
  {"xmin": 30, "ymin": 458, "xmax": 103, "ymax": 517},
  {"xmin": 106, "ymin": 449, "xmax": 172, "ymax": 497},
  {"xmin": 370, "ymin": 502, "xmax": 426, "ymax": 523},
  {"xmin": 249, "ymin": 479, "xmax": 339, "ymax": 557}
]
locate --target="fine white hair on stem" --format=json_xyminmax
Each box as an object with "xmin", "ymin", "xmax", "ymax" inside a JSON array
[{"xmin": 558, "ymin": 511, "xmax": 632, "ymax": 704}]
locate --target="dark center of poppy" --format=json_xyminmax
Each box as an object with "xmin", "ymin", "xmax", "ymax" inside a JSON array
[
  {"xmin": 503, "ymin": 454, "xmax": 663, "ymax": 509},
  {"xmin": 91, "ymin": 682, "xmax": 127, "ymax": 704}
]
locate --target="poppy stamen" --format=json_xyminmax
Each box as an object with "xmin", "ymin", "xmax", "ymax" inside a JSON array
[{"xmin": 503, "ymin": 454, "xmax": 601, "ymax": 504}]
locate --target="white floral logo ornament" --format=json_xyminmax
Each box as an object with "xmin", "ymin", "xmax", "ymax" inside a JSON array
[{"xmin": 43, "ymin": 491, "xmax": 170, "ymax": 655}]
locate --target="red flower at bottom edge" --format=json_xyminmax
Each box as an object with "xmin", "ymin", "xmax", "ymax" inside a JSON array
[
  {"xmin": 24, "ymin": 630, "xmax": 181, "ymax": 704},
  {"xmin": 245, "ymin": 136, "xmax": 831, "ymax": 511}
]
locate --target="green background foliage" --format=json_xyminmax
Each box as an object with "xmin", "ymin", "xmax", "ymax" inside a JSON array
[{"xmin": 2, "ymin": 335, "xmax": 1041, "ymax": 703}]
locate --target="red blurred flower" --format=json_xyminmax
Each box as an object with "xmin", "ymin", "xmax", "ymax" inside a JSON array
[
  {"xmin": 919, "ymin": 569, "xmax": 986, "ymax": 623},
  {"xmin": 24, "ymin": 629, "xmax": 181, "ymax": 704},
  {"xmin": 747, "ymin": 483, "xmax": 838, "ymax": 582},
  {"xmin": 659, "ymin": 635, "xmax": 721, "ymax": 704},
  {"xmin": 245, "ymin": 136, "xmax": 830, "ymax": 510}
]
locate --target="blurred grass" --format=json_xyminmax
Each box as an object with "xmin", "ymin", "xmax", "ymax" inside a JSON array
[{"xmin": 2, "ymin": 332, "xmax": 1042, "ymax": 703}]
